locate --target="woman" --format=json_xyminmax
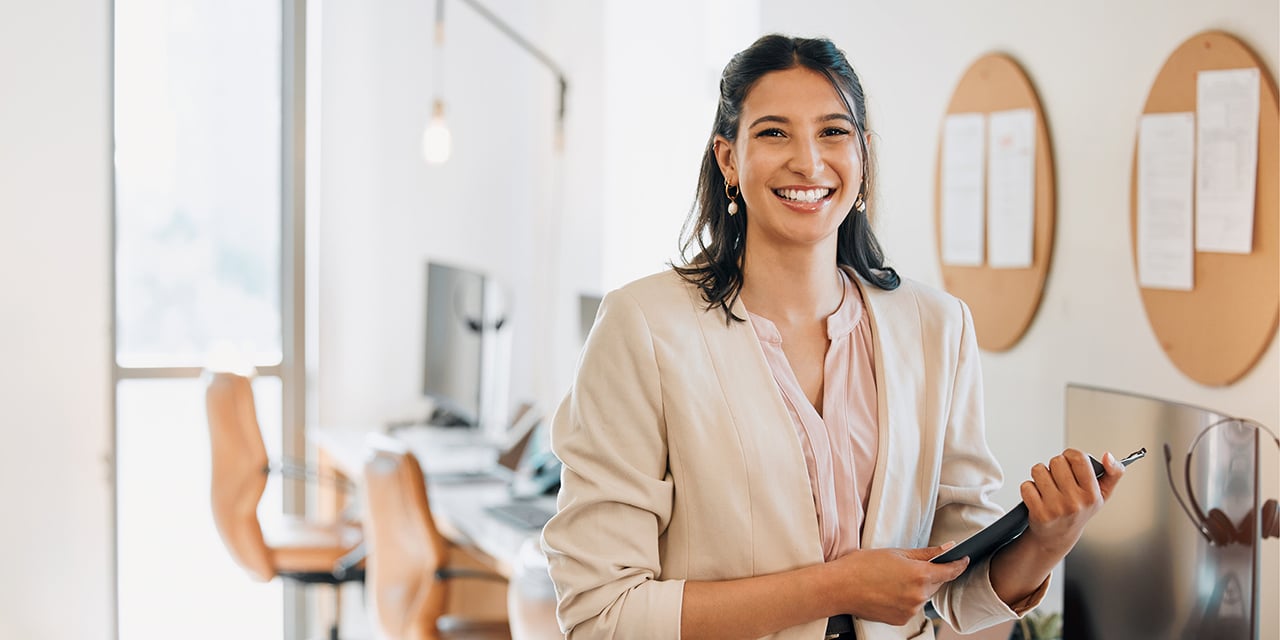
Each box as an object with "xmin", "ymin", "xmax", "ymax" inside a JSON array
[{"xmin": 541, "ymin": 34, "xmax": 1125, "ymax": 640}]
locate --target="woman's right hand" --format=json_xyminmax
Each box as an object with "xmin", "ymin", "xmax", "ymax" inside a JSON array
[{"xmin": 826, "ymin": 544, "xmax": 970, "ymax": 626}]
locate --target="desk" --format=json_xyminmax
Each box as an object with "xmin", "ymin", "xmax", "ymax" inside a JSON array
[{"xmin": 312, "ymin": 425, "xmax": 560, "ymax": 638}]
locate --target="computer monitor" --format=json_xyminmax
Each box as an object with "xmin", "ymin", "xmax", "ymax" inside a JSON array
[
  {"xmin": 423, "ymin": 262, "xmax": 491, "ymax": 427},
  {"xmin": 1064, "ymin": 385, "xmax": 1269, "ymax": 640},
  {"xmin": 577, "ymin": 293, "xmax": 602, "ymax": 345}
]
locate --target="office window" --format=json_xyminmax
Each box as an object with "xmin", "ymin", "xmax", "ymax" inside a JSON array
[
  {"xmin": 116, "ymin": 378, "xmax": 284, "ymax": 638},
  {"xmin": 115, "ymin": 0, "xmax": 283, "ymax": 369},
  {"xmin": 114, "ymin": 1, "xmax": 296, "ymax": 638}
]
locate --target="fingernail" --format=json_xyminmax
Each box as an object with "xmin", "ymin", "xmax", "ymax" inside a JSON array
[{"xmin": 941, "ymin": 541, "xmax": 956, "ymax": 550}]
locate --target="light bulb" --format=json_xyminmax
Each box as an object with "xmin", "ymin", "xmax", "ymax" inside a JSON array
[{"xmin": 422, "ymin": 100, "xmax": 452, "ymax": 164}]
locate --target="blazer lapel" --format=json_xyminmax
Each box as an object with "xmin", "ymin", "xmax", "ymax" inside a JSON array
[
  {"xmin": 689, "ymin": 289, "xmax": 823, "ymax": 555},
  {"xmin": 851, "ymin": 273, "xmax": 928, "ymax": 549}
]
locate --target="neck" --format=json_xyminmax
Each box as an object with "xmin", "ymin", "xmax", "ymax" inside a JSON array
[{"xmin": 739, "ymin": 238, "xmax": 843, "ymax": 325}]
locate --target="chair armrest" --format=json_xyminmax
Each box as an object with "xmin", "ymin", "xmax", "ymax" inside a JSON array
[
  {"xmin": 264, "ymin": 458, "xmax": 356, "ymax": 493},
  {"xmin": 332, "ymin": 541, "xmax": 366, "ymax": 580}
]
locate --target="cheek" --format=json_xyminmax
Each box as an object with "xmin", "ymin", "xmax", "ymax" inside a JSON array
[
  {"xmin": 835, "ymin": 149, "xmax": 863, "ymax": 184},
  {"xmin": 738, "ymin": 156, "xmax": 776, "ymax": 195}
]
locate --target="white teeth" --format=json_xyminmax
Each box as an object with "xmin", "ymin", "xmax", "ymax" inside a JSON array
[{"xmin": 775, "ymin": 188, "xmax": 831, "ymax": 203}]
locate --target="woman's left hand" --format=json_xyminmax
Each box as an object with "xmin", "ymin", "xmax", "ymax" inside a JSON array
[{"xmin": 1019, "ymin": 448, "xmax": 1126, "ymax": 556}]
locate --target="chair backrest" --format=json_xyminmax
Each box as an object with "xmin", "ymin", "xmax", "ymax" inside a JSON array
[
  {"xmin": 205, "ymin": 371, "xmax": 274, "ymax": 582},
  {"xmin": 363, "ymin": 436, "xmax": 451, "ymax": 640}
]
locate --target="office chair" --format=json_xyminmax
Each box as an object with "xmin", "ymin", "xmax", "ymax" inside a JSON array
[
  {"xmin": 205, "ymin": 371, "xmax": 366, "ymax": 640},
  {"xmin": 362, "ymin": 436, "xmax": 512, "ymax": 640}
]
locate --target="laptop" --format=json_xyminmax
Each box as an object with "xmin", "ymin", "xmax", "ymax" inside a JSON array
[{"xmin": 484, "ymin": 420, "xmax": 560, "ymax": 530}]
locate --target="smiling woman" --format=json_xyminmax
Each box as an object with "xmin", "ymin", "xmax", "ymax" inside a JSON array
[{"xmin": 540, "ymin": 34, "xmax": 1128, "ymax": 640}]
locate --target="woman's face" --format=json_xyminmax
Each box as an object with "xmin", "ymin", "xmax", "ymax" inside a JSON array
[{"xmin": 715, "ymin": 66, "xmax": 864, "ymax": 253}]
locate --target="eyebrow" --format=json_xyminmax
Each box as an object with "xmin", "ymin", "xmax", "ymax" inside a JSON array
[{"xmin": 748, "ymin": 113, "xmax": 857, "ymax": 128}]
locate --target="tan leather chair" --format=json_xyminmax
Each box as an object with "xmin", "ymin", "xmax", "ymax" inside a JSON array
[
  {"xmin": 205, "ymin": 371, "xmax": 365, "ymax": 640},
  {"xmin": 362, "ymin": 436, "xmax": 511, "ymax": 640}
]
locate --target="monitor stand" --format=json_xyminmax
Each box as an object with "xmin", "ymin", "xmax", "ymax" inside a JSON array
[{"xmin": 426, "ymin": 405, "xmax": 474, "ymax": 428}]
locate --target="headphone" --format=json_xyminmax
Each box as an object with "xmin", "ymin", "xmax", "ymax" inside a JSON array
[
  {"xmin": 453, "ymin": 281, "xmax": 508, "ymax": 333},
  {"xmin": 1163, "ymin": 416, "xmax": 1280, "ymax": 546}
]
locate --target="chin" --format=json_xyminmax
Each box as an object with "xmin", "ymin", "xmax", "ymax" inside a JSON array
[{"xmin": 768, "ymin": 226, "xmax": 841, "ymax": 249}]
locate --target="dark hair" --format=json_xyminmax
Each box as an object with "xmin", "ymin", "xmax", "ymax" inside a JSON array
[{"xmin": 674, "ymin": 34, "xmax": 899, "ymax": 322}]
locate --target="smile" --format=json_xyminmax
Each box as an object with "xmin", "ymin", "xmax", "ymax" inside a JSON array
[{"xmin": 772, "ymin": 187, "xmax": 834, "ymax": 204}]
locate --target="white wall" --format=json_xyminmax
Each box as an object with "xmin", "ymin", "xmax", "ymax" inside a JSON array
[
  {"xmin": 318, "ymin": 0, "xmax": 553, "ymax": 426},
  {"xmin": 598, "ymin": 0, "xmax": 759, "ymax": 289},
  {"xmin": 537, "ymin": 0, "xmax": 606, "ymax": 401},
  {"xmin": 0, "ymin": 1, "xmax": 114, "ymax": 638},
  {"xmin": 757, "ymin": 0, "xmax": 1278, "ymax": 630}
]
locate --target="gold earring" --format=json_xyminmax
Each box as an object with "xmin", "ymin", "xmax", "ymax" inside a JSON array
[{"xmin": 725, "ymin": 180, "xmax": 740, "ymax": 216}]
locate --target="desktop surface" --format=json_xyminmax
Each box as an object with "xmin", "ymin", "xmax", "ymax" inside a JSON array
[
  {"xmin": 312, "ymin": 424, "xmax": 557, "ymax": 578},
  {"xmin": 485, "ymin": 500, "xmax": 556, "ymax": 530}
]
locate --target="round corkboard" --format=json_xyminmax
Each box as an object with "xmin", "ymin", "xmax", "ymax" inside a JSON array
[
  {"xmin": 1130, "ymin": 31, "xmax": 1279, "ymax": 386},
  {"xmin": 933, "ymin": 53, "xmax": 1056, "ymax": 352}
]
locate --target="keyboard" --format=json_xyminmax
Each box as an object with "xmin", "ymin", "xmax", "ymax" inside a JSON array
[
  {"xmin": 429, "ymin": 468, "xmax": 510, "ymax": 485},
  {"xmin": 485, "ymin": 502, "xmax": 555, "ymax": 530}
]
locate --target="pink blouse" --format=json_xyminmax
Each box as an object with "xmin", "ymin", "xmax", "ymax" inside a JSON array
[{"xmin": 746, "ymin": 271, "xmax": 879, "ymax": 561}]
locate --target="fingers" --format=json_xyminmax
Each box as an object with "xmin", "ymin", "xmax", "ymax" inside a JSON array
[
  {"xmin": 1040, "ymin": 450, "xmax": 1103, "ymax": 506},
  {"xmin": 933, "ymin": 556, "xmax": 969, "ymax": 582},
  {"xmin": 1030, "ymin": 461, "xmax": 1056, "ymax": 495},
  {"xmin": 903, "ymin": 544, "xmax": 969, "ymax": 581},
  {"xmin": 903, "ymin": 543, "xmax": 951, "ymax": 561},
  {"xmin": 1018, "ymin": 478, "xmax": 1039, "ymax": 506},
  {"xmin": 1062, "ymin": 448, "xmax": 1100, "ymax": 493},
  {"xmin": 1096, "ymin": 451, "xmax": 1126, "ymax": 500},
  {"xmin": 1021, "ymin": 478, "xmax": 1045, "ymax": 515},
  {"xmin": 1048, "ymin": 455, "xmax": 1076, "ymax": 499}
]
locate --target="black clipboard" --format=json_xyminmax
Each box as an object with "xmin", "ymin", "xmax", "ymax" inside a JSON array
[{"xmin": 930, "ymin": 448, "xmax": 1146, "ymax": 564}]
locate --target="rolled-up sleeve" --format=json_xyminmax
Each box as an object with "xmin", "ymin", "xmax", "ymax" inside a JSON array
[
  {"xmin": 930, "ymin": 300, "xmax": 1048, "ymax": 633},
  {"xmin": 540, "ymin": 289, "xmax": 684, "ymax": 639}
]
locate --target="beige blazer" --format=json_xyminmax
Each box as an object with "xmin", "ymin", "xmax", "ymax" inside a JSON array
[{"xmin": 541, "ymin": 269, "xmax": 1044, "ymax": 639}]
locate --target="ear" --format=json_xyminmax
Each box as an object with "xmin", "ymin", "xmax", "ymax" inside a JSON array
[
  {"xmin": 857, "ymin": 129, "xmax": 873, "ymax": 185},
  {"xmin": 713, "ymin": 136, "xmax": 738, "ymax": 185}
]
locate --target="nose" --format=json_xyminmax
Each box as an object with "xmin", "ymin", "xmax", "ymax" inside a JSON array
[{"xmin": 786, "ymin": 137, "xmax": 824, "ymax": 178}]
